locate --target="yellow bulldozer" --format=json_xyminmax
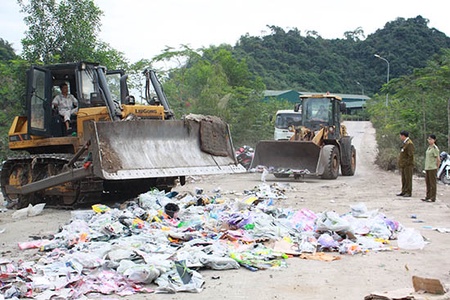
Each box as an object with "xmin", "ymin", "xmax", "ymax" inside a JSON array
[
  {"xmin": 250, "ymin": 94, "xmax": 356, "ymax": 179},
  {"xmin": 1, "ymin": 62, "xmax": 244, "ymax": 208}
]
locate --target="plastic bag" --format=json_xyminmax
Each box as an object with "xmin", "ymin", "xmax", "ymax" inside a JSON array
[
  {"xmin": 350, "ymin": 203, "xmax": 369, "ymax": 217},
  {"xmin": 117, "ymin": 259, "xmax": 160, "ymax": 283},
  {"xmin": 299, "ymin": 232, "xmax": 318, "ymax": 254},
  {"xmin": 199, "ymin": 255, "xmax": 240, "ymax": 270},
  {"xmin": 317, "ymin": 233, "xmax": 339, "ymax": 249},
  {"xmin": 12, "ymin": 203, "xmax": 46, "ymax": 219},
  {"xmin": 369, "ymin": 217, "xmax": 392, "ymax": 240},
  {"xmin": 316, "ymin": 211, "xmax": 350, "ymax": 232},
  {"xmin": 28, "ymin": 203, "xmax": 46, "ymax": 216},
  {"xmin": 397, "ymin": 228, "xmax": 425, "ymax": 250}
]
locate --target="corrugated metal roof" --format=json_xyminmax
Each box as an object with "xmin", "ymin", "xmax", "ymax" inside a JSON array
[
  {"xmin": 264, "ymin": 90, "xmax": 296, "ymax": 96},
  {"xmin": 335, "ymin": 94, "xmax": 370, "ymax": 101},
  {"xmin": 299, "ymin": 91, "xmax": 370, "ymax": 101},
  {"xmin": 345, "ymin": 101, "xmax": 367, "ymax": 108}
]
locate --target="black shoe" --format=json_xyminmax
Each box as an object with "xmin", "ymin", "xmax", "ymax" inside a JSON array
[
  {"xmin": 402, "ymin": 194, "xmax": 411, "ymax": 197},
  {"xmin": 396, "ymin": 193, "xmax": 405, "ymax": 196},
  {"xmin": 422, "ymin": 198, "xmax": 434, "ymax": 202}
]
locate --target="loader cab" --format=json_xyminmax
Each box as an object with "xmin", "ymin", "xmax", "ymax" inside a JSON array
[{"xmin": 297, "ymin": 94, "xmax": 344, "ymax": 137}]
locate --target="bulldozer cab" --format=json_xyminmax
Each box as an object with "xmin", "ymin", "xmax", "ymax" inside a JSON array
[{"xmin": 26, "ymin": 62, "xmax": 124, "ymax": 138}]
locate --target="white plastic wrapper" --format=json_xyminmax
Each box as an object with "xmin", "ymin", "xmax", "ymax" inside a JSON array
[
  {"xmin": 316, "ymin": 211, "xmax": 351, "ymax": 232},
  {"xmin": 12, "ymin": 203, "xmax": 46, "ymax": 219},
  {"xmin": 397, "ymin": 228, "xmax": 426, "ymax": 250}
]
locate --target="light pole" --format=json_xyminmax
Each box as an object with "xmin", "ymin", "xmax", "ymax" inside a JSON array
[
  {"xmin": 374, "ymin": 54, "xmax": 390, "ymax": 106},
  {"xmin": 355, "ymin": 81, "xmax": 364, "ymax": 95}
]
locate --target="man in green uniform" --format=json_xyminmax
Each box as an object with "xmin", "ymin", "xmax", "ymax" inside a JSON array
[{"xmin": 397, "ymin": 130, "xmax": 414, "ymax": 197}]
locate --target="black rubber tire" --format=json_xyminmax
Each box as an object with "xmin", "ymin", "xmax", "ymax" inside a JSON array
[
  {"xmin": 321, "ymin": 145, "xmax": 340, "ymax": 179},
  {"xmin": 341, "ymin": 145, "xmax": 356, "ymax": 176},
  {"xmin": 440, "ymin": 170, "xmax": 450, "ymax": 185}
]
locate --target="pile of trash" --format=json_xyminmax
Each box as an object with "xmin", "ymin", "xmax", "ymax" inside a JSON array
[{"xmin": 0, "ymin": 183, "xmax": 425, "ymax": 299}]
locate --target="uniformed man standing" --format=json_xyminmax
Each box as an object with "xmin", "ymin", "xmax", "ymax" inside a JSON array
[
  {"xmin": 422, "ymin": 134, "xmax": 440, "ymax": 202},
  {"xmin": 397, "ymin": 130, "xmax": 415, "ymax": 197}
]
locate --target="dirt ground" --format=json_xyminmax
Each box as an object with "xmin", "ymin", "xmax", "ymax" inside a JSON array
[{"xmin": 1, "ymin": 121, "xmax": 450, "ymax": 300}]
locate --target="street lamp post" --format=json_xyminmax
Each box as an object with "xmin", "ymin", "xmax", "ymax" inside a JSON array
[
  {"xmin": 374, "ymin": 54, "xmax": 390, "ymax": 106},
  {"xmin": 355, "ymin": 81, "xmax": 364, "ymax": 95}
]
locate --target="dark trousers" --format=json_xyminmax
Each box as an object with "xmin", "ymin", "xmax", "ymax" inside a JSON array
[
  {"xmin": 400, "ymin": 166, "xmax": 413, "ymax": 195},
  {"xmin": 425, "ymin": 169, "xmax": 437, "ymax": 200}
]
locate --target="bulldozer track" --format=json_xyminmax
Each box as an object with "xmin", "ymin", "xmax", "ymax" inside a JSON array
[
  {"xmin": 1, "ymin": 154, "xmax": 180, "ymax": 210},
  {"xmin": 0, "ymin": 154, "xmax": 102, "ymax": 209}
]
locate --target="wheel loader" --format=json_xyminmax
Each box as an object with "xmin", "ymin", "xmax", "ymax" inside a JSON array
[
  {"xmin": 250, "ymin": 94, "xmax": 356, "ymax": 179},
  {"xmin": 1, "ymin": 62, "xmax": 245, "ymax": 208}
]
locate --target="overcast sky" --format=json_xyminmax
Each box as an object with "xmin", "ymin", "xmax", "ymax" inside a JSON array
[{"xmin": 1, "ymin": 0, "xmax": 449, "ymax": 63}]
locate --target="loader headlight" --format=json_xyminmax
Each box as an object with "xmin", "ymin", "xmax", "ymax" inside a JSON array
[{"xmin": 328, "ymin": 126, "xmax": 335, "ymax": 133}]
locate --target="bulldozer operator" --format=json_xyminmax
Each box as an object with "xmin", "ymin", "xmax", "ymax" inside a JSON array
[{"xmin": 52, "ymin": 82, "xmax": 78, "ymax": 131}]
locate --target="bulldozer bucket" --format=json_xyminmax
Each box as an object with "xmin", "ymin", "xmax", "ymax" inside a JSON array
[
  {"xmin": 250, "ymin": 140, "xmax": 321, "ymax": 174},
  {"xmin": 86, "ymin": 117, "xmax": 245, "ymax": 180}
]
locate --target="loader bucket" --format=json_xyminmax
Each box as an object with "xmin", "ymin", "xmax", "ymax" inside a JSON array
[
  {"xmin": 250, "ymin": 140, "xmax": 321, "ymax": 173},
  {"xmin": 85, "ymin": 117, "xmax": 245, "ymax": 180}
]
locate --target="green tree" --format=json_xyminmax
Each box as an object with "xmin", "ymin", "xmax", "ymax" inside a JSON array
[
  {"xmin": 0, "ymin": 58, "xmax": 28, "ymax": 160},
  {"xmin": 233, "ymin": 16, "xmax": 450, "ymax": 96},
  {"xmin": 19, "ymin": 0, "xmax": 100, "ymax": 63},
  {"xmin": 367, "ymin": 49, "xmax": 450, "ymax": 170},
  {"xmin": 153, "ymin": 45, "xmax": 275, "ymax": 146},
  {"xmin": 91, "ymin": 41, "xmax": 128, "ymax": 70},
  {"xmin": 18, "ymin": 0, "xmax": 126, "ymax": 68},
  {"xmin": 344, "ymin": 27, "xmax": 365, "ymax": 42},
  {"xmin": 0, "ymin": 39, "xmax": 18, "ymax": 61}
]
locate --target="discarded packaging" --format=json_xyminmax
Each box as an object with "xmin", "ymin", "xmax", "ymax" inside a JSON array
[
  {"xmin": 2, "ymin": 184, "xmax": 416, "ymax": 299},
  {"xmin": 12, "ymin": 203, "xmax": 46, "ymax": 219},
  {"xmin": 412, "ymin": 275, "xmax": 446, "ymax": 295},
  {"xmin": 397, "ymin": 228, "xmax": 425, "ymax": 250}
]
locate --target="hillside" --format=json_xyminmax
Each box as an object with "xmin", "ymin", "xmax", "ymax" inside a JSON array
[{"xmin": 232, "ymin": 16, "xmax": 450, "ymax": 95}]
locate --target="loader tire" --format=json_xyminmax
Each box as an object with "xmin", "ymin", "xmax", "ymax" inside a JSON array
[
  {"xmin": 321, "ymin": 145, "xmax": 340, "ymax": 179},
  {"xmin": 341, "ymin": 145, "xmax": 356, "ymax": 176}
]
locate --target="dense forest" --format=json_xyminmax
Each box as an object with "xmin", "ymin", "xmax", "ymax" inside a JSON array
[
  {"xmin": 156, "ymin": 15, "xmax": 450, "ymax": 170},
  {"xmin": 1, "ymin": 1, "xmax": 449, "ymax": 171},
  {"xmin": 232, "ymin": 16, "xmax": 450, "ymax": 95}
]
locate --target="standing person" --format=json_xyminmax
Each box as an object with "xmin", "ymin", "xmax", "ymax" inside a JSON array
[
  {"xmin": 52, "ymin": 82, "xmax": 78, "ymax": 131},
  {"xmin": 397, "ymin": 130, "xmax": 415, "ymax": 197},
  {"xmin": 422, "ymin": 134, "xmax": 440, "ymax": 202}
]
